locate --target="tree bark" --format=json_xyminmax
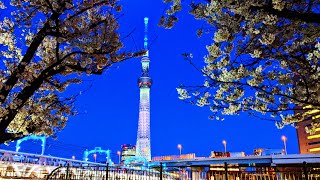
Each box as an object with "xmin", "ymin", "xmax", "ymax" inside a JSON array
[{"xmin": 0, "ymin": 132, "xmax": 25, "ymax": 145}]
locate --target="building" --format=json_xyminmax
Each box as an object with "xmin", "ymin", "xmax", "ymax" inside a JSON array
[
  {"xmin": 120, "ymin": 144, "xmax": 136, "ymax": 162},
  {"xmin": 135, "ymin": 17, "xmax": 152, "ymax": 161},
  {"xmin": 297, "ymin": 107, "xmax": 320, "ymax": 154}
]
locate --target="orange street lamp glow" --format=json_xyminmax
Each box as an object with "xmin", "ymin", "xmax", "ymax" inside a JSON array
[
  {"xmin": 177, "ymin": 144, "xmax": 182, "ymax": 156},
  {"xmin": 117, "ymin": 151, "xmax": 121, "ymax": 164},
  {"xmin": 222, "ymin": 140, "xmax": 227, "ymax": 153},
  {"xmin": 93, "ymin": 153, "xmax": 97, "ymax": 163}
]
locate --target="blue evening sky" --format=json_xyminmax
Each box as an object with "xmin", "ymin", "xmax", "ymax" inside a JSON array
[{"xmin": 1, "ymin": 0, "xmax": 298, "ymax": 162}]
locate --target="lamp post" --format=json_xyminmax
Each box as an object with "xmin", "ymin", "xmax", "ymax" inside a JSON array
[
  {"xmin": 222, "ymin": 140, "xmax": 227, "ymax": 153},
  {"xmin": 177, "ymin": 144, "xmax": 182, "ymax": 156},
  {"xmin": 93, "ymin": 153, "xmax": 97, "ymax": 163},
  {"xmin": 72, "ymin": 155, "xmax": 75, "ymax": 160},
  {"xmin": 281, "ymin": 135, "xmax": 287, "ymax": 155},
  {"xmin": 117, "ymin": 151, "xmax": 121, "ymax": 164}
]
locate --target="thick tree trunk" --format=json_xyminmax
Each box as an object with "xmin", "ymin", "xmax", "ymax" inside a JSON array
[{"xmin": 0, "ymin": 24, "xmax": 49, "ymax": 104}]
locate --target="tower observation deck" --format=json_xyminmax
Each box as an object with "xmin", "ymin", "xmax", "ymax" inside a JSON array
[{"xmin": 136, "ymin": 17, "xmax": 152, "ymax": 161}]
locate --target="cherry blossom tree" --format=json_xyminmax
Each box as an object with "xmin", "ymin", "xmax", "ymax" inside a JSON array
[
  {"xmin": 0, "ymin": 0, "xmax": 143, "ymax": 144},
  {"xmin": 161, "ymin": 0, "xmax": 320, "ymax": 131}
]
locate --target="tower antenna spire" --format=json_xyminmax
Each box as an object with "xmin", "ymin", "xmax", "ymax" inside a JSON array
[{"xmin": 144, "ymin": 17, "xmax": 149, "ymax": 56}]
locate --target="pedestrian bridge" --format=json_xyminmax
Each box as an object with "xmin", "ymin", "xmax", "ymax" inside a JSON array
[
  {"xmin": 153, "ymin": 154, "xmax": 320, "ymax": 167},
  {"xmin": 0, "ymin": 149, "xmax": 106, "ymax": 179},
  {"xmin": 0, "ymin": 149, "xmax": 173, "ymax": 179}
]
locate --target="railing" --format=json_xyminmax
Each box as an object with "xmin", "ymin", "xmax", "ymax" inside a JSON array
[
  {"xmin": 195, "ymin": 162, "xmax": 320, "ymax": 180},
  {"xmin": 47, "ymin": 164, "xmax": 175, "ymax": 180},
  {"xmin": 0, "ymin": 163, "xmax": 52, "ymax": 179},
  {"xmin": 46, "ymin": 162, "xmax": 320, "ymax": 180},
  {"xmin": 1, "ymin": 156, "xmax": 319, "ymax": 180},
  {"xmin": 206, "ymin": 165, "xmax": 320, "ymax": 180},
  {"xmin": 47, "ymin": 165, "xmax": 108, "ymax": 180},
  {"xmin": 0, "ymin": 149, "xmax": 104, "ymax": 166}
]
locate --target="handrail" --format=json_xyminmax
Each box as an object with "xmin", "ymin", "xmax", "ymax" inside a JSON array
[{"xmin": 46, "ymin": 165, "xmax": 65, "ymax": 180}]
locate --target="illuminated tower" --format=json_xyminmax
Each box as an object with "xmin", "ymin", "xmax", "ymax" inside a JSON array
[{"xmin": 136, "ymin": 17, "xmax": 152, "ymax": 161}]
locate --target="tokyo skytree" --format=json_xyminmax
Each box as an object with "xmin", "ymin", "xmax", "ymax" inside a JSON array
[{"xmin": 135, "ymin": 17, "xmax": 152, "ymax": 161}]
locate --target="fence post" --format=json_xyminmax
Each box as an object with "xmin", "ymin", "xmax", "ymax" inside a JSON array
[
  {"xmin": 224, "ymin": 162, "xmax": 228, "ymax": 180},
  {"xmin": 106, "ymin": 163, "xmax": 109, "ymax": 180},
  {"xmin": 160, "ymin": 162, "xmax": 163, "ymax": 180},
  {"xmin": 303, "ymin": 161, "xmax": 308, "ymax": 180},
  {"xmin": 66, "ymin": 164, "xmax": 70, "ymax": 180}
]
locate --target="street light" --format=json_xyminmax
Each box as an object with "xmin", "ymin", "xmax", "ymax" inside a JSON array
[
  {"xmin": 281, "ymin": 135, "xmax": 287, "ymax": 155},
  {"xmin": 177, "ymin": 144, "xmax": 182, "ymax": 156},
  {"xmin": 93, "ymin": 153, "xmax": 97, "ymax": 163},
  {"xmin": 72, "ymin": 155, "xmax": 75, "ymax": 160},
  {"xmin": 222, "ymin": 140, "xmax": 227, "ymax": 153},
  {"xmin": 117, "ymin": 151, "xmax": 121, "ymax": 164}
]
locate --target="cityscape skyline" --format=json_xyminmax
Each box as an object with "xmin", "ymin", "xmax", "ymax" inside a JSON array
[{"xmin": 0, "ymin": 0, "xmax": 299, "ymax": 162}]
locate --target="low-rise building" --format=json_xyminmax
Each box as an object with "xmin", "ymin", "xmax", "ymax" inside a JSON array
[{"xmin": 120, "ymin": 144, "xmax": 136, "ymax": 162}]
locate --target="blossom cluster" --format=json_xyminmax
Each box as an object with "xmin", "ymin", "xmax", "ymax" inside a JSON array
[
  {"xmin": 0, "ymin": 0, "xmax": 141, "ymax": 143},
  {"xmin": 163, "ymin": 0, "xmax": 320, "ymax": 128}
]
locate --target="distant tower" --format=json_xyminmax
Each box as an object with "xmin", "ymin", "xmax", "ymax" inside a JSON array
[{"xmin": 136, "ymin": 17, "xmax": 152, "ymax": 161}]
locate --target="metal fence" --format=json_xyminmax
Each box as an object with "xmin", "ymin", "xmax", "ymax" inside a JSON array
[
  {"xmin": 206, "ymin": 166, "xmax": 320, "ymax": 180},
  {"xmin": 45, "ymin": 162, "xmax": 320, "ymax": 180},
  {"xmin": 46, "ymin": 164, "xmax": 174, "ymax": 180}
]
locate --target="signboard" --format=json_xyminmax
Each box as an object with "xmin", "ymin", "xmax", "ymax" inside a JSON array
[
  {"xmin": 210, "ymin": 152, "xmax": 230, "ymax": 158},
  {"xmin": 152, "ymin": 153, "xmax": 196, "ymax": 161}
]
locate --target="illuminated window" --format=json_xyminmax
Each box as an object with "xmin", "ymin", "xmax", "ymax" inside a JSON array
[
  {"xmin": 309, "ymin": 147, "xmax": 320, "ymax": 152},
  {"xmin": 307, "ymin": 134, "xmax": 320, "ymax": 140},
  {"xmin": 306, "ymin": 109, "xmax": 320, "ymax": 115},
  {"xmin": 313, "ymin": 115, "xmax": 320, "ymax": 120},
  {"xmin": 304, "ymin": 105, "xmax": 313, "ymax": 109}
]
